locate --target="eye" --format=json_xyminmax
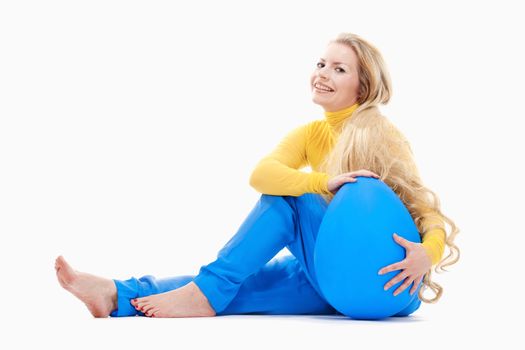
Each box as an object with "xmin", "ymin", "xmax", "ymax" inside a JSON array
[{"xmin": 317, "ymin": 62, "xmax": 345, "ymax": 73}]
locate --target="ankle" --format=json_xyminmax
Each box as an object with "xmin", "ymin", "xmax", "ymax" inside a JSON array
[{"xmin": 107, "ymin": 280, "xmax": 118, "ymax": 311}]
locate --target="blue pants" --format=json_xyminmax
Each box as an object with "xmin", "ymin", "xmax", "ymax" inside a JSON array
[{"xmin": 110, "ymin": 193, "xmax": 421, "ymax": 317}]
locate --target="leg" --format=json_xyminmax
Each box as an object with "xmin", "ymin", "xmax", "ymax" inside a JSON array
[{"xmin": 191, "ymin": 193, "xmax": 329, "ymax": 314}]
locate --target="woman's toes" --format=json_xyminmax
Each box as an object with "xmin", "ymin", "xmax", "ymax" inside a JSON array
[
  {"xmin": 146, "ymin": 306, "xmax": 160, "ymax": 317},
  {"xmin": 142, "ymin": 303, "xmax": 155, "ymax": 314},
  {"xmin": 134, "ymin": 299, "xmax": 147, "ymax": 308}
]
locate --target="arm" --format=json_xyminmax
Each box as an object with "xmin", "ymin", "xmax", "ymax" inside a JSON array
[
  {"xmin": 392, "ymin": 125, "xmax": 446, "ymax": 266},
  {"xmin": 249, "ymin": 124, "xmax": 331, "ymax": 196},
  {"xmin": 378, "ymin": 121, "xmax": 448, "ymax": 295}
]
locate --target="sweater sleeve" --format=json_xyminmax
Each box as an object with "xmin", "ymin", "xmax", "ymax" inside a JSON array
[
  {"xmin": 249, "ymin": 123, "xmax": 332, "ymax": 196},
  {"xmin": 420, "ymin": 214, "xmax": 447, "ymax": 266}
]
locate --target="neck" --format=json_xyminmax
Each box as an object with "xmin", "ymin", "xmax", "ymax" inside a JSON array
[{"xmin": 324, "ymin": 103, "xmax": 359, "ymax": 133}]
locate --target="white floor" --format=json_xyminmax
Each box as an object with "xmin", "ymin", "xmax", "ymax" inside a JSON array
[{"xmin": 6, "ymin": 278, "xmax": 520, "ymax": 350}]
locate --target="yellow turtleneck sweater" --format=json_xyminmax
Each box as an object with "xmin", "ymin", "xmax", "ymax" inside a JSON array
[{"xmin": 249, "ymin": 103, "xmax": 446, "ymax": 265}]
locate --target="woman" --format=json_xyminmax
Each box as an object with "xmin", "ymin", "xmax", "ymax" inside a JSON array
[{"xmin": 55, "ymin": 32, "xmax": 460, "ymax": 318}]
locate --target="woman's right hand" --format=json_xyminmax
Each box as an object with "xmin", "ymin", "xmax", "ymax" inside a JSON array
[{"xmin": 327, "ymin": 169, "xmax": 381, "ymax": 194}]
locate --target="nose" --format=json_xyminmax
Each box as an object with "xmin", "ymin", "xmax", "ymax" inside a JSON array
[{"xmin": 317, "ymin": 66, "xmax": 329, "ymax": 80}]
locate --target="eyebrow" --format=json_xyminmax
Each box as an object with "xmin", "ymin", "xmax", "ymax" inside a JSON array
[{"xmin": 319, "ymin": 58, "xmax": 351, "ymax": 67}]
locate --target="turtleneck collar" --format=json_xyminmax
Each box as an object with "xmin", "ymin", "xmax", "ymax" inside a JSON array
[{"xmin": 324, "ymin": 103, "xmax": 359, "ymax": 133}]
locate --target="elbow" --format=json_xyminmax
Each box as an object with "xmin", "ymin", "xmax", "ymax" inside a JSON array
[
  {"xmin": 250, "ymin": 160, "xmax": 273, "ymax": 193},
  {"xmin": 249, "ymin": 168, "xmax": 263, "ymax": 191}
]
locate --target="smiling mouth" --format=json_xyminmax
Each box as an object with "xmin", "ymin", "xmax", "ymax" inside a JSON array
[
  {"xmin": 314, "ymin": 86, "xmax": 334, "ymax": 93},
  {"xmin": 313, "ymin": 83, "xmax": 334, "ymax": 93}
]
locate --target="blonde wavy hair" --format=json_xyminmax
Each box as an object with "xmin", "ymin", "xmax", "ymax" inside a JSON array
[{"xmin": 318, "ymin": 33, "xmax": 460, "ymax": 304}]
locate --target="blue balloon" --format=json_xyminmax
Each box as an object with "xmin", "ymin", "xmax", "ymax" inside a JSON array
[{"xmin": 314, "ymin": 177, "xmax": 422, "ymax": 319}]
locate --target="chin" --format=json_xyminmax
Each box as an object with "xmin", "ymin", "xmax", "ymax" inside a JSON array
[{"xmin": 311, "ymin": 96, "xmax": 326, "ymax": 108}]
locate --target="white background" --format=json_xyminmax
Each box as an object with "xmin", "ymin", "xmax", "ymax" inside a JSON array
[{"xmin": 1, "ymin": 0, "xmax": 523, "ymax": 348}]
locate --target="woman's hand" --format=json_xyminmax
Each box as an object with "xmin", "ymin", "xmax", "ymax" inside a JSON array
[
  {"xmin": 378, "ymin": 233, "xmax": 432, "ymax": 296},
  {"xmin": 327, "ymin": 169, "xmax": 380, "ymax": 194}
]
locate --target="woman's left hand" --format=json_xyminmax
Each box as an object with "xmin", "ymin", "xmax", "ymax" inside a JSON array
[{"xmin": 378, "ymin": 233, "xmax": 432, "ymax": 296}]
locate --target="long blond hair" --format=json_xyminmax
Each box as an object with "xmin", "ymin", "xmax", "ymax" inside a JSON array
[{"xmin": 319, "ymin": 33, "xmax": 460, "ymax": 304}]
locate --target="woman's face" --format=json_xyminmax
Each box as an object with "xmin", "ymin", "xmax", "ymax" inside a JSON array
[{"xmin": 310, "ymin": 42, "xmax": 360, "ymax": 112}]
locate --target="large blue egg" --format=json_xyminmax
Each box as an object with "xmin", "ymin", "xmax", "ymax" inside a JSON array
[{"xmin": 314, "ymin": 177, "xmax": 422, "ymax": 319}]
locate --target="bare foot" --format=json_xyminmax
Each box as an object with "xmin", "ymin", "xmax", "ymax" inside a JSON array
[
  {"xmin": 131, "ymin": 281, "xmax": 216, "ymax": 318},
  {"xmin": 55, "ymin": 255, "xmax": 117, "ymax": 318}
]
